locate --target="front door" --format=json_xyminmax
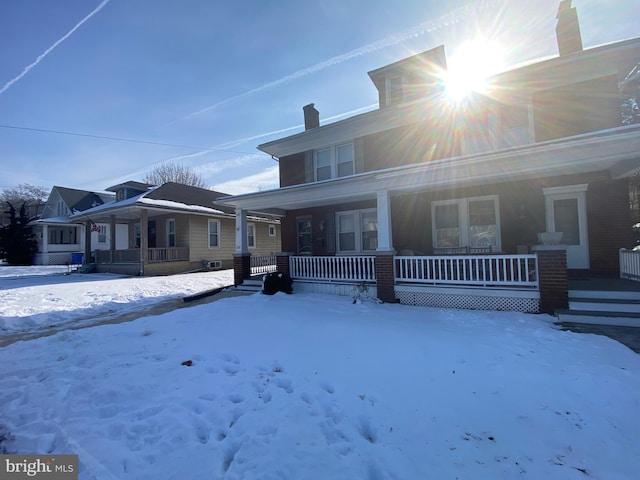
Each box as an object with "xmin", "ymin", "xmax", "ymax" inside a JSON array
[{"xmin": 543, "ymin": 185, "xmax": 589, "ymax": 269}]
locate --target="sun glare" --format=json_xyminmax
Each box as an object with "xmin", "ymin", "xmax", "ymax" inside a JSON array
[{"xmin": 443, "ymin": 40, "xmax": 505, "ymax": 101}]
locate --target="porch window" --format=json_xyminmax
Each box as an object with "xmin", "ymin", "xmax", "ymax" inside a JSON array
[
  {"xmin": 247, "ymin": 223, "xmax": 256, "ymax": 248},
  {"xmin": 97, "ymin": 225, "xmax": 107, "ymax": 244},
  {"xmin": 297, "ymin": 217, "xmax": 312, "ymax": 255},
  {"xmin": 314, "ymin": 143, "xmax": 354, "ymax": 181},
  {"xmin": 48, "ymin": 226, "xmax": 77, "ymax": 244},
  {"xmin": 336, "ymin": 209, "xmax": 377, "ymax": 253},
  {"xmin": 167, "ymin": 219, "xmax": 176, "ymax": 247},
  {"xmin": 208, "ymin": 219, "xmax": 220, "ymax": 248},
  {"xmin": 432, "ymin": 196, "xmax": 500, "ymax": 249},
  {"xmin": 134, "ymin": 224, "xmax": 141, "ymax": 248}
]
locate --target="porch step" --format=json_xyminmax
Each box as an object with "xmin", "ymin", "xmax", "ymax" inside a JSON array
[
  {"xmin": 555, "ymin": 286, "xmax": 640, "ymax": 326},
  {"xmin": 234, "ymin": 278, "xmax": 263, "ymax": 293},
  {"xmin": 555, "ymin": 309, "xmax": 640, "ymax": 327}
]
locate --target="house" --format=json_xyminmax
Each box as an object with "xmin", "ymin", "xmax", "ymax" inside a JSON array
[
  {"xmin": 218, "ymin": 2, "xmax": 640, "ymax": 315},
  {"xmin": 32, "ymin": 186, "xmax": 119, "ymax": 266},
  {"xmin": 68, "ymin": 181, "xmax": 281, "ymax": 276}
]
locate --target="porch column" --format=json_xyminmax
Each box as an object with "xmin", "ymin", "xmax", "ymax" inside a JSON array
[
  {"xmin": 84, "ymin": 219, "xmax": 91, "ymax": 265},
  {"xmin": 233, "ymin": 208, "xmax": 251, "ymax": 285},
  {"xmin": 536, "ymin": 249, "xmax": 569, "ymax": 314},
  {"xmin": 140, "ymin": 208, "xmax": 148, "ymax": 276},
  {"xmin": 374, "ymin": 252, "xmax": 396, "ymax": 303},
  {"xmin": 109, "ymin": 214, "xmax": 116, "ymax": 264},
  {"xmin": 376, "ymin": 190, "xmax": 393, "ymax": 252}
]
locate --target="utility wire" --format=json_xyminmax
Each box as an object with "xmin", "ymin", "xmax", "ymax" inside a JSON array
[{"xmin": 0, "ymin": 124, "xmax": 267, "ymax": 156}]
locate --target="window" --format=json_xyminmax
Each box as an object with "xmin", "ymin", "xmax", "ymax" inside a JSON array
[
  {"xmin": 97, "ymin": 225, "xmax": 107, "ymax": 244},
  {"xmin": 500, "ymin": 105, "xmax": 529, "ymax": 147},
  {"xmin": 56, "ymin": 201, "xmax": 67, "ymax": 217},
  {"xmin": 336, "ymin": 209, "xmax": 378, "ymax": 253},
  {"xmin": 247, "ymin": 223, "xmax": 255, "ymax": 248},
  {"xmin": 268, "ymin": 225, "xmax": 276, "ymax": 237},
  {"xmin": 167, "ymin": 219, "xmax": 176, "ymax": 247},
  {"xmin": 297, "ymin": 218, "xmax": 312, "ymax": 255},
  {"xmin": 48, "ymin": 226, "xmax": 77, "ymax": 245},
  {"xmin": 134, "ymin": 224, "xmax": 141, "ymax": 248},
  {"xmin": 208, "ymin": 220, "xmax": 220, "ymax": 248},
  {"xmin": 432, "ymin": 196, "xmax": 500, "ymax": 249},
  {"xmin": 386, "ymin": 75, "xmax": 404, "ymax": 106},
  {"xmin": 314, "ymin": 143, "xmax": 354, "ymax": 181}
]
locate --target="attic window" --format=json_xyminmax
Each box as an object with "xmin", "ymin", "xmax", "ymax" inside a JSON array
[{"xmin": 386, "ymin": 75, "xmax": 404, "ymax": 106}]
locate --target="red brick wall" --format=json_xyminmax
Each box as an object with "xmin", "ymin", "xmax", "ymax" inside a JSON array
[
  {"xmin": 233, "ymin": 254, "xmax": 251, "ymax": 286},
  {"xmin": 279, "ymin": 152, "xmax": 307, "ymax": 187},
  {"xmin": 587, "ymin": 177, "xmax": 634, "ymax": 276}
]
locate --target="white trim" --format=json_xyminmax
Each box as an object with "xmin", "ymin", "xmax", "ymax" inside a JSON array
[
  {"xmin": 268, "ymin": 225, "xmax": 276, "ymax": 237},
  {"xmin": 167, "ymin": 218, "xmax": 176, "ymax": 248},
  {"xmin": 314, "ymin": 142, "xmax": 354, "ymax": 181},
  {"xmin": 336, "ymin": 208, "xmax": 378, "ymax": 254},
  {"xmin": 247, "ymin": 223, "xmax": 256, "ymax": 249}
]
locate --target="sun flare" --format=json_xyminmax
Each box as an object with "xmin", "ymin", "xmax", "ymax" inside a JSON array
[{"xmin": 443, "ymin": 39, "xmax": 505, "ymax": 100}]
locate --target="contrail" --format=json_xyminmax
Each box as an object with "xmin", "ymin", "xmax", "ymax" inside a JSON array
[
  {"xmin": 178, "ymin": 1, "xmax": 490, "ymax": 122},
  {"xmin": 0, "ymin": 0, "xmax": 111, "ymax": 96}
]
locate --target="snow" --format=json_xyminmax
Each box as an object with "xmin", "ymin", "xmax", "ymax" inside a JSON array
[{"xmin": 1, "ymin": 267, "xmax": 639, "ymax": 479}]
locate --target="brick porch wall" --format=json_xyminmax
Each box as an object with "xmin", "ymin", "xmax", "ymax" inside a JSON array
[
  {"xmin": 233, "ymin": 254, "xmax": 251, "ymax": 286},
  {"xmin": 537, "ymin": 249, "xmax": 569, "ymax": 314},
  {"xmin": 374, "ymin": 253, "xmax": 396, "ymax": 303},
  {"xmin": 276, "ymin": 252, "xmax": 291, "ymax": 275}
]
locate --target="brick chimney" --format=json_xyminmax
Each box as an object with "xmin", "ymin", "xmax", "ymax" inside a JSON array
[
  {"xmin": 556, "ymin": 0, "xmax": 583, "ymax": 56},
  {"xmin": 303, "ymin": 103, "xmax": 320, "ymax": 130}
]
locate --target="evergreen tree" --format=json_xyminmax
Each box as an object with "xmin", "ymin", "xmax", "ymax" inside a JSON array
[{"xmin": 0, "ymin": 202, "xmax": 38, "ymax": 265}]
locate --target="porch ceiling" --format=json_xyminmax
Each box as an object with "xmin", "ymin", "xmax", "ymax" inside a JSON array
[{"xmin": 219, "ymin": 124, "xmax": 640, "ymax": 212}]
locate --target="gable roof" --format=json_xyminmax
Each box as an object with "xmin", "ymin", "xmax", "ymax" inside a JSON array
[{"xmin": 54, "ymin": 186, "xmax": 112, "ymax": 213}]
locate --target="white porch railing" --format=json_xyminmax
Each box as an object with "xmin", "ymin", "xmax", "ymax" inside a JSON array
[
  {"xmin": 620, "ymin": 248, "xmax": 640, "ymax": 282},
  {"xmin": 251, "ymin": 255, "xmax": 277, "ymax": 275},
  {"xmin": 290, "ymin": 256, "xmax": 376, "ymax": 282},
  {"xmin": 395, "ymin": 254, "xmax": 539, "ymax": 288},
  {"xmin": 95, "ymin": 247, "xmax": 189, "ymax": 263}
]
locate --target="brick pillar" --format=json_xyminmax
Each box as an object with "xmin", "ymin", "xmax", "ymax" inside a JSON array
[
  {"xmin": 233, "ymin": 254, "xmax": 251, "ymax": 286},
  {"xmin": 374, "ymin": 253, "xmax": 396, "ymax": 303},
  {"xmin": 276, "ymin": 252, "xmax": 291, "ymax": 275},
  {"xmin": 536, "ymin": 249, "xmax": 569, "ymax": 314}
]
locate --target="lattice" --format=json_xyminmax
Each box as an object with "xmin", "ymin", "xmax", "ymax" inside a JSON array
[{"xmin": 395, "ymin": 290, "xmax": 539, "ymax": 313}]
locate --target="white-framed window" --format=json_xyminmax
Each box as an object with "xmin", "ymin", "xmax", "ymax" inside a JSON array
[
  {"xmin": 314, "ymin": 143, "xmax": 354, "ymax": 181},
  {"xmin": 247, "ymin": 223, "xmax": 256, "ymax": 248},
  {"xmin": 208, "ymin": 219, "xmax": 220, "ymax": 248},
  {"xmin": 432, "ymin": 196, "xmax": 500, "ymax": 250},
  {"xmin": 134, "ymin": 223, "xmax": 141, "ymax": 248},
  {"xmin": 167, "ymin": 219, "xmax": 176, "ymax": 247},
  {"xmin": 97, "ymin": 225, "xmax": 107, "ymax": 244},
  {"xmin": 386, "ymin": 74, "xmax": 405, "ymax": 106},
  {"xmin": 56, "ymin": 201, "xmax": 67, "ymax": 217},
  {"xmin": 336, "ymin": 208, "xmax": 378, "ymax": 253},
  {"xmin": 297, "ymin": 217, "xmax": 312, "ymax": 255},
  {"xmin": 268, "ymin": 225, "xmax": 276, "ymax": 237},
  {"xmin": 48, "ymin": 226, "xmax": 77, "ymax": 245}
]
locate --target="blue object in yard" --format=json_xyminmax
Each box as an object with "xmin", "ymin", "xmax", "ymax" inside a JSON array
[{"xmin": 71, "ymin": 253, "xmax": 84, "ymax": 265}]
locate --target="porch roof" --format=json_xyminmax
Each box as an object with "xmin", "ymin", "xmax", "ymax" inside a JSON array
[{"xmin": 219, "ymin": 124, "xmax": 640, "ymax": 214}]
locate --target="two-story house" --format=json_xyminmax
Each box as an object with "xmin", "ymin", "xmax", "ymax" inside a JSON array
[{"xmin": 219, "ymin": 2, "xmax": 640, "ymax": 315}]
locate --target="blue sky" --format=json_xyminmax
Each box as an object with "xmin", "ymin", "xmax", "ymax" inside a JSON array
[{"xmin": 1, "ymin": 0, "xmax": 638, "ymax": 195}]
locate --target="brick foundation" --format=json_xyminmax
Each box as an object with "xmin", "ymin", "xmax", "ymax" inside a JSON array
[{"xmin": 276, "ymin": 252, "xmax": 291, "ymax": 276}]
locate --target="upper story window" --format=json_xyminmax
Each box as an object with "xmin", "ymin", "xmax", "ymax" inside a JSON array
[
  {"xmin": 386, "ymin": 75, "xmax": 405, "ymax": 106},
  {"xmin": 499, "ymin": 105, "xmax": 530, "ymax": 148},
  {"xmin": 56, "ymin": 201, "xmax": 67, "ymax": 217},
  {"xmin": 314, "ymin": 143, "xmax": 354, "ymax": 181}
]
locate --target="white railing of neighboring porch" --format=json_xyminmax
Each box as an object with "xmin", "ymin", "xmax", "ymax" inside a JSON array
[
  {"xmin": 290, "ymin": 256, "xmax": 376, "ymax": 282},
  {"xmin": 395, "ymin": 254, "xmax": 539, "ymax": 288},
  {"xmin": 620, "ymin": 248, "xmax": 640, "ymax": 282},
  {"xmin": 251, "ymin": 255, "xmax": 277, "ymax": 275}
]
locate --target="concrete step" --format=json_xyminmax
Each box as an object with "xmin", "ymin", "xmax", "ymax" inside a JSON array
[
  {"xmin": 233, "ymin": 278, "xmax": 263, "ymax": 293},
  {"xmin": 569, "ymin": 289, "xmax": 640, "ymax": 302},
  {"xmin": 555, "ymin": 309, "xmax": 640, "ymax": 327},
  {"xmin": 569, "ymin": 297, "xmax": 640, "ymax": 314}
]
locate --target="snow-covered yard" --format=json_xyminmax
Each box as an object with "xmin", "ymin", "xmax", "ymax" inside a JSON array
[{"xmin": 1, "ymin": 266, "xmax": 639, "ymax": 479}]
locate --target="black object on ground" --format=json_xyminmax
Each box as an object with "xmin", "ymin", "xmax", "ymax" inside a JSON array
[{"xmin": 262, "ymin": 273, "xmax": 293, "ymax": 295}]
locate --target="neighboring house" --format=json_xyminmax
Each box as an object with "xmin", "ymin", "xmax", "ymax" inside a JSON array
[
  {"xmin": 68, "ymin": 181, "xmax": 281, "ymax": 276},
  {"xmin": 32, "ymin": 186, "xmax": 118, "ymax": 266},
  {"xmin": 218, "ymin": 2, "xmax": 640, "ymax": 314}
]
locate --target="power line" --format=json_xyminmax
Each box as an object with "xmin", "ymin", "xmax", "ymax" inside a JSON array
[{"xmin": 0, "ymin": 124, "xmax": 267, "ymax": 156}]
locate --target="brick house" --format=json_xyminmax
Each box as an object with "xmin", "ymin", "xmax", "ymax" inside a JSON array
[{"xmin": 218, "ymin": 2, "xmax": 640, "ymax": 314}]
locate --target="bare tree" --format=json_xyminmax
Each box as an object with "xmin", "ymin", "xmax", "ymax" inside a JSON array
[
  {"xmin": 0, "ymin": 184, "xmax": 47, "ymax": 226},
  {"xmin": 142, "ymin": 162, "xmax": 206, "ymax": 188}
]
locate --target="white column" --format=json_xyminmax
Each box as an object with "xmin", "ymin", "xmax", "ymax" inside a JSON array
[
  {"xmin": 235, "ymin": 208, "xmax": 249, "ymax": 254},
  {"xmin": 376, "ymin": 190, "xmax": 393, "ymax": 252}
]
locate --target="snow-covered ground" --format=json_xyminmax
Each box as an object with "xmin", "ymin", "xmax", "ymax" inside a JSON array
[{"xmin": 1, "ymin": 266, "xmax": 639, "ymax": 479}]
